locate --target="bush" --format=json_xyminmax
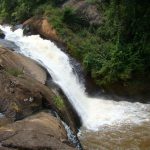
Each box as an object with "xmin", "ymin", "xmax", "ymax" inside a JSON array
[
  {"xmin": 1, "ymin": 0, "xmax": 149, "ymax": 86},
  {"xmin": 53, "ymin": 95, "xmax": 65, "ymax": 109},
  {"xmin": 62, "ymin": 7, "xmax": 89, "ymax": 30}
]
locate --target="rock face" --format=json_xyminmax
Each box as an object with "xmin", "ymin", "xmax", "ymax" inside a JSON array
[
  {"xmin": 23, "ymin": 17, "xmax": 60, "ymax": 42},
  {"xmin": 0, "ymin": 46, "xmax": 77, "ymax": 149},
  {"xmin": 0, "ymin": 47, "xmax": 54, "ymax": 122},
  {"xmin": 0, "ymin": 112, "xmax": 75, "ymax": 150},
  {"xmin": 0, "ymin": 29, "xmax": 5, "ymax": 39},
  {"xmin": 0, "ymin": 39, "xmax": 19, "ymax": 51},
  {"xmin": 63, "ymin": 0, "xmax": 102, "ymax": 25},
  {"xmin": 1, "ymin": 46, "xmax": 53, "ymax": 147},
  {"xmin": 0, "ymin": 71, "xmax": 42, "ymax": 122},
  {"xmin": 0, "ymin": 46, "xmax": 79, "ymax": 131},
  {"xmin": 0, "ymin": 47, "xmax": 47, "ymax": 84}
]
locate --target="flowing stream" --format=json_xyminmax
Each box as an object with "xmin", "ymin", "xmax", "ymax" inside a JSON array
[{"xmin": 0, "ymin": 25, "xmax": 150, "ymax": 149}]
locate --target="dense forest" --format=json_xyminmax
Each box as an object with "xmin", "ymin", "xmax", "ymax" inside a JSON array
[{"xmin": 0, "ymin": 0, "xmax": 149, "ymax": 87}]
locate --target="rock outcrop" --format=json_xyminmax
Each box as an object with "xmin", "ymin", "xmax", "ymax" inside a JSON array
[
  {"xmin": 63, "ymin": 0, "xmax": 102, "ymax": 26},
  {"xmin": 0, "ymin": 112, "xmax": 75, "ymax": 149},
  {"xmin": 0, "ymin": 47, "xmax": 47, "ymax": 84},
  {"xmin": 0, "ymin": 47, "xmax": 79, "ymax": 150},
  {"xmin": 23, "ymin": 17, "xmax": 60, "ymax": 42},
  {"xmin": 0, "ymin": 47, "xmax": 54, "ymax": 122}
]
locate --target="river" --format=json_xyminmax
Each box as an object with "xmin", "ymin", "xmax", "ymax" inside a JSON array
[{"xmin": 0, "ymin": 25, "xmax": 150, "ymax": 149}]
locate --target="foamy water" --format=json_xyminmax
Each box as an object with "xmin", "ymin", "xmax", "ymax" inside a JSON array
[{"xmin": 1, "ymin": 25, "xmax": 150, "ymax": 131}]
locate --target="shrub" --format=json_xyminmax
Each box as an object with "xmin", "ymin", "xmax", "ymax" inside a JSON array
[
  {"xmin": 53, "ymin": 95, "xmax": 65, "ymax": 109},
  {"xmin": 62, "ymin": 7, "xmax": 89, "ymax": 30}
]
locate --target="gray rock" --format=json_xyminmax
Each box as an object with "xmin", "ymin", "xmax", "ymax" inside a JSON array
[
  {"xmin": 63, "ymin": 0, "xmax": 102, "ymax": 25},
  {"xmin": 0, "ymin": 112, "xmax": 75, "ymax": 149}
]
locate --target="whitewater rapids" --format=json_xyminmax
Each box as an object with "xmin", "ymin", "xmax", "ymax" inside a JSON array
[{"xmin": 0, "ymin": 25, "xmax": 150, "ymax": 131}]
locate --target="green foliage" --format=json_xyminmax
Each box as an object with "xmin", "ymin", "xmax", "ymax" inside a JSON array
[
  {"xmin": 85, "ymin": 0, "xmax": 98, "ymax": 4},
  {"xmin": 62, "ymin": 7, "xmax": 89, "ymax": 29},
  {"xmin": 53, "ymin": 95, "xmax": 65, "ymax": 109},
  {"xmin": 59, "ymin": 0, "xmax": 150, "ymax": 85},
  {"xmin": 0, "ymin": 0, "xmax": 149, "ymax": 86},
  {"xmin": 90, "ymin": 0, "xmax": 150, "ymax": 85},
  {"xmin": 51, "ymin": 0, "xmax": 67, "ymax": 6},
  {"xmin": 6, "ymin": 68, "xmax": 23, "ymax": 77},
  {"xmin": 0, "ymin": 0, "xmax": 48, "ymax": 23}
]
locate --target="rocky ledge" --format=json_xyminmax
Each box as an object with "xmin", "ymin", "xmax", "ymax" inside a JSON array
[
  {"xmin": 0, "ymin": 112, "xmax": 75, "ymax": 150},
  {"xmin": 0, "ymin": 46, "xmax": 78, "ymax": 149},
  {"xmin": 23, "ymin": 17, "xmax": 60, "ymax": 43}
]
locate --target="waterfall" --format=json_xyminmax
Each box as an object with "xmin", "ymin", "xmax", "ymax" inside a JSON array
[{"xmin": 0, "ymin": 25, "xmax": 150, "ymax": 131}]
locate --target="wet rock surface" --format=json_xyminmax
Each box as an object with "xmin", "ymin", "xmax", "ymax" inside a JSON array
[
  {"xmin": 0, "ymin": 39, "xmax": 19, "ymax": 51},
  {"xmin": 0, "ymin": 29, "xmax": 5, "ymax": 39},
  {"xmin": 0, "ymin": 112, "xmax": 75, "ymax": 150},
  {"xmin": 0, "ymin": 46, "xmax": 79, "ymax": 149}
]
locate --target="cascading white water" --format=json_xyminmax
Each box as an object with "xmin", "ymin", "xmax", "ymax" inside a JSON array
[{"xmin": 0, "ymin": 25, "xmax": 150, "ymax": 131}]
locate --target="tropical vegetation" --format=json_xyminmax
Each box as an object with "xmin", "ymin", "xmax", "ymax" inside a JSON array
[{"xmin": 0, "ymin": 0, "xmax": 149, "ymax": 87}]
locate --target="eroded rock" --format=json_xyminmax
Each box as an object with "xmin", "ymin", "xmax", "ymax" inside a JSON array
[
  {"xmin": 0, "ymin": 46, "xmax": 79, "ymax": 133},
  {"xmin": 23, "ymin": 17, "xmax": 60, "ymax": 42},
  {"xmin": 63, "ymin": 0, "xmax": 102, "ymax": 26},
  {"xmin": 0, "ymin": 47, "xmax": 54, "ymax": 122},
  {"xmin": 0, "ymin": 29, "xmax": 5, "ymax": 39},
  {"xmin": 0, "ymin": 112, "xmax": 75, "ymax": 150},
  {"xmin": 0, "ymin": 47, "xmax": 47, "ymax": 84}
]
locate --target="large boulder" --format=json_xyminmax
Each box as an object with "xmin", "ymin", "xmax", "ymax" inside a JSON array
[
  {"xmin": 0, "ymin": 47, "xmax": 47, "ymax": 84},
  {"xmin": 0, "ymin": 47, "xmax": 54, "ymax": 122},
  {"xmin": 0, "ymin": 47, "xmax": 79, "ymax": 133},
  {"xmin": 0, "ymin": 112, "xmax": 75, "ymax": 149},
  {"xmin": 63, "ymin": 0, "xmax": 102, "ymax": 26},
  {"xmin": 0, "ymin": 71, "xmax": 43, "ymax": 122},
  {"xmin": 23, "ymin": 17, "xmax": 61, "ymax": 42}
]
